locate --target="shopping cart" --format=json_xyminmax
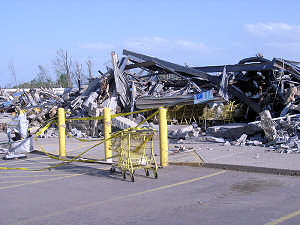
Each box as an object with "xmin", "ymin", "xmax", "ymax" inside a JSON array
[{"xmin": 110, "ymin": 128, "xmax": 158, "ymax": 182}]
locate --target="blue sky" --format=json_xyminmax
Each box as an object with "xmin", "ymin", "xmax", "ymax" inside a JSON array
[{"xmin": 0, "ymin": 0, "xmax": 299, "ymax": 87}]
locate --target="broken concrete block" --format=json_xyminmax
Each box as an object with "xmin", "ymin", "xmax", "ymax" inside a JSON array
[
  {"xmin": 112, "ymin": 116, "xmax": 138, "ymax": 130},
  {"xmin": 253, "ymin": 140, "xmax": 263, "ymax": 146},
  {"xmin": 205, "ymin": 136, "xmax": 225, "ymax": 143},
  {"xmin": 83, "ymin": 92, "xmax": 98, "ymax": 108},
  {"xmin": 206, "ymin": 123, "xmax": 262, "ymax": 139},
  {"xmin": 178, "ymin": 125, "xmax": 194, "ymax": 134},
  {"xmin": 71, "ymin": 128, "xmax": 83, "ymax": 138},
  {"xmin": 168, "ymin": 125, "xmax": 196, "ymax": 139},
  {"xmin": 235, "ymin": 134, "xmax": 247, "ymax": 146},
  {"xmin": 259, "ymin": 110, "xmax": 277, "ymax": 142}
]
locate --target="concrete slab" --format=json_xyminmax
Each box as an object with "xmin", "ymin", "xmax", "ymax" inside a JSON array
[
  {"xmin": 168, "ymin": 138, "xmax": 300, "ymax": 175},
  {"xmin": 2, "ymin": 130, "xmax": 300, "ymax": 176}
]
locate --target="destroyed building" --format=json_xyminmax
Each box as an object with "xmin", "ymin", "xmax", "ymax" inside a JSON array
[{"xmin": 1, "ymin": 50, "xmax": 300, "ymax": 151}]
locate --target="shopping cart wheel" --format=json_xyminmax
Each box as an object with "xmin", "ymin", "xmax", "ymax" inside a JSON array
[
  {"xmin": 154, "ymin": 171, "xmax": 158, "ymax": 179},
  {"xmin": 110, "ymin": 167, "xmax": 116, "ymax": 173},
  {"xmin": 145, "ymin": 169, "xmax": 149, "ymax": 176},
  {"xmin": 131, "ymin": 175, "xmax": 135, "ymax": 182}
]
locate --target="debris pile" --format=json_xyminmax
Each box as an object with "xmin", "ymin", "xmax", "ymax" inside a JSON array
[
  {"xmin": 258, "ymin": 110, "xmax": 300, "ymax": 153},
  {"xmin": 193, "ymin": 55, "xmax": 300, "ymax": 120},
  {"xmin": 0, "ymin": 88, "xmax": 62, "ymax": 112},
  {"xmin": 169, "ymin": 110, "xmax": 300, "ymax": 154},
  {"xmin": 62, "ymin": 50, "xmax": 217, "ymax": 136},
  {"xmin": 0, "ymin": 88, "xmax": 66, "ymax": 136},
  {"xmin": 1, "ymin": 50, "xmax": 300, "ymax": 144},
  {"xmin": 1, "ymin": 110, "xmax": 33, "ymax": 159}
]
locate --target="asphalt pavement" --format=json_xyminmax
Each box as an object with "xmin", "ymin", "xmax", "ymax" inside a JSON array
[
  {"xmin": 1, "ymin": 132, "xmax": 300, "ymax": 224},
  {"xmin": 0, "ymin": 154, "xmax": 300, "ymax": 225}
]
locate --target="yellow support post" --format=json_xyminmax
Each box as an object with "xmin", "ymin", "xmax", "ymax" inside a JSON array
[
  {"xmin": 58, "ymin": 108, "xmax": 66, "ymax": 158},
  {"xmin": 159, "ymin": 107, "xmax": 168, "ymax": 167},
  {"xmin": 103, "ymin": 107, "xmax": 112, "ymax": 162}
]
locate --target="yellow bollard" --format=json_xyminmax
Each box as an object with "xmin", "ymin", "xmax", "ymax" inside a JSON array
[
  {"xmin": 58, "ymin": 108, "xmax": 67, "ymax": 158},
  {"xmin": 103, "ymin": 107, "xmax": 112, "ymax": 162},
  {"xmin": 159, "ymin": 107, "xmax": 168, "ymax": 167}
]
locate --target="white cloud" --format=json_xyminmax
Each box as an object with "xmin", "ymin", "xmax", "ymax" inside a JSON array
[
  {"xmin": 245, "ymin": 22, "xmax": 300, "ymax": 39},
  {"xmin": 245, "ymin": 22, "xmax": 293, "ymax": 36},
  {"xmin": 243, "ymin": 22, "xmax": 300, "ymax": 55},
  {"xmin": 78, "ymin": 42, "xmax": 114, "ymax": 50}
]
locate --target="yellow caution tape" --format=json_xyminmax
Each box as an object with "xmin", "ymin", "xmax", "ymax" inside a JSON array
[
  {"xmin": 34, "ymin": 122, "xmax": 126, "ymax": 167},
  {"xmin": 28, "ymin": 116, "xmax": 57, "ymax": 132},
  {"xmin": 53, "ymin": 121, "xmax": 105, "ymax": 143},
  {"xmin": 0, "ymin": 126, "xmax": 121, "ymax": 171},
  {"xmin": 0, "ymin": 167, "xmax": 32, "ymax": 171},
  {"xmin": 0, "ymin": 108, "xmax": 159, "ymax": 171},
  {"xmin": 136, "ymin": 110, "xmax": 158, "ymax": 128},
  {"xmin": 66, "ymin": 132, "xmax": 105, "ymax": 142},
  {"xmin": 64, "ymin": 109, "xmax": 158, "ymax": 143},
  {"xmin": 111, "ymin": 108, "xmax": 156, "ymax": 119},
  {"xmin": 66, "ymin": 115, "xmax": 104, "ymax": 121},
  {"xmin": 65, "ymin": 108, "xmax": 155, "ymax": 121}
]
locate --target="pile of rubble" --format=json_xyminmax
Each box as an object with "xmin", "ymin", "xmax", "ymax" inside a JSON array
[
  {"xmin": 169, "ymin": 110, "xmax": 300, "ymax": 154},
  {"xmin": 1, "ymin": 50, "xmax": 300, "ymax": 145},
  {"xmin": 0, "ymin": 88, "xmax": 63, "ymax": 111},
  {"xmin": 258, "ymin": 110, "xmax": 300, "ymax": 153},
  {"xmin": 0, "ymin": 88, "xmax": 64, "ymax": 133}
]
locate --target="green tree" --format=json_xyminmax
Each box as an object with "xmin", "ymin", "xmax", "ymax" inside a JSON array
[
  {"xmin": 33, "ymin": 65, "xmax": 55, "ymax": 88},
  {"xmin": 57, "ymin": 74, "xmax": 69, "ymax": 88}
]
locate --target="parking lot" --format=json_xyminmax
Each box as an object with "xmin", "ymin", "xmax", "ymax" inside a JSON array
[{"xmin": 0, "ymin": 153, "xmax": 300, "ymax": 225}]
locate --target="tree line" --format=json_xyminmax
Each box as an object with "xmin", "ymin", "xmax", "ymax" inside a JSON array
[{"xmin": 9, "ymin": 49, "xmax": 94, "ymax": 89}]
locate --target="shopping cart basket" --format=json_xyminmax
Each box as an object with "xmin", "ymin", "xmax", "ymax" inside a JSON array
[{"xmin": 110, "ymin": 128, "xmax": 158, "ymax": 182}]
